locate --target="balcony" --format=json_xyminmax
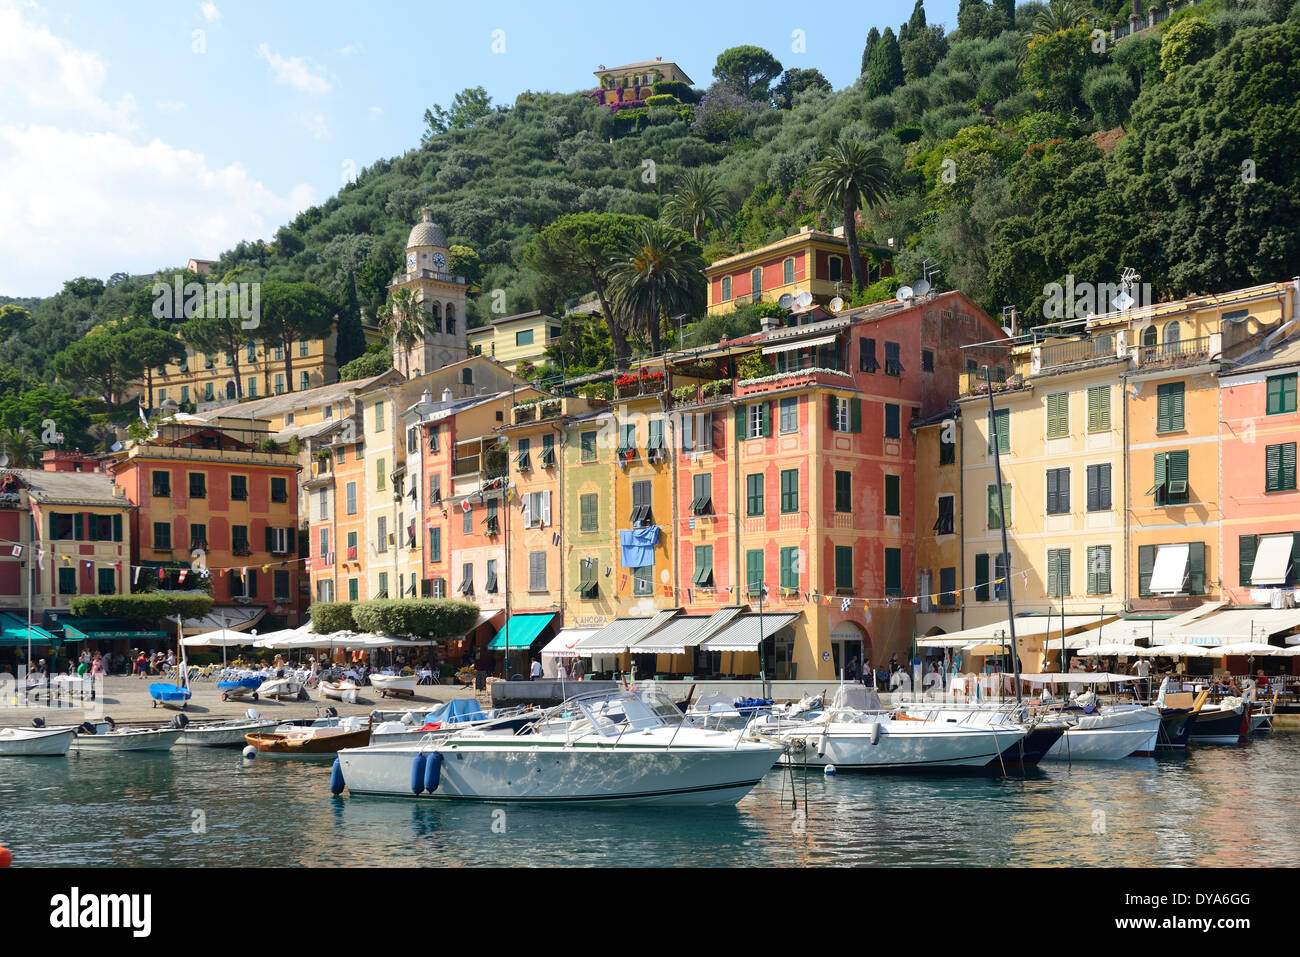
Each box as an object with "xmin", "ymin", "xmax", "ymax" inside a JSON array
[
  {"xmin": 734, "ymin": 368, "xmax": 851, "ymax": 399},
  {"xmin": 0, "ymin": 491, "xmax": 24, "ymax": 509},
  {"xmin": 671, "ymin": 381, "xmax": 732, "ymax": 408},
  {"xmin": 1033, "ymin": 336, "xmax": 1120, "ymax": 372},
  {"xmin": 615, "ymin": 373, "xmax": 666, "ymax": 399},
  {"xmin": 1135, "ymin": 334, "xmax": 1216, "ymax": 369}
]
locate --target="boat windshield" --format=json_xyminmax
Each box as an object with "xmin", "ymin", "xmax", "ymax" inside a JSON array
[{"xmin": 576, "ymin": 691, "xmax": 677, "ymax": 737}]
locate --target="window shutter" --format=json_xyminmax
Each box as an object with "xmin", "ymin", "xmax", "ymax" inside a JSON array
[
  {"xmin": 1047, "ymin": 393, "xmax": 1067, "ymax": 437},
  {"xmin": 541, "ymin": 490, "xmax": 552, "ymax": 526},
  {"xmin": 1283, "ymin": 443, "xmax": 1297, "ymax": 490},
  {"xmin": 761, "ymin": 402, "xmax": 771, "ymax": 437},
  {"xmin": 248, "ymin": 569, "xmax": 258, "ymax": 597},
  {"xmin": 1170, "ymin": 384, "xmax": 1185, "ymax": 430},
  {"xmin": 1059, "ymin": 550, "xmax": 1070, "ymax": 596},
  {"xmin": 680, "ymin": 413, "xmax": 694, "ymax": 452},
  {"xmin": 987, "ymin": 485, "xmax": 999, "ymax": 529},
  {"xmin": 1047, "ymin": 550, "xmax": 1060, "ymax": 596},
  {"xmin": 1168, "ymin": 450, "xmax": 1188, "ymax": 489},
  {"xmin": 1138, "ymin": 544, "xmax": 1155, "ymax": 597},
  {"xmin": 1153, "ymin": 452, "xmax": 1167, "ymax": 492},
  {"xmin": 735, "ymin": 406, "xmax": 745, "ymax": 438},
  {"xmin": 1058, "ymin": 469, "xmax": 1069, "ymax": 512},
  {"xmin": 1086, "ymin": 466, "xmax": 1099, "ymax": 512},
  {"xmin": 1086, "ymin": 548, "xmax": 1098, "ymax": 595},
  {"xmin": 1239, "ymin": 534, "xmax": 1257, "ymax": 586},
  {"xmin": 1047, "ymin": 471, "xmax": 1058, "ymax": 514},
  {"xmin": 1292, "ymin": 534, "xmax": 1300, "ymax": 587},
  {"xmin": 74, "ymin": 513, "xmax": 84, "ymax": 540},
  {"xmin": 975, "ymin": 553, "xmax": 989, "ymax": 602},
  {"xmin": 1188, "ymin": 542, "xmax": 1206, "ymax": 595},
  {"xmin": 265, "ymin": 526, "xmax": 274, "ymax": 552},
  {"xmin": 850, "ymin": 398, "xmax": 862, "ymax": 433},
  {"xmin": 828, "ymin": 395, "xmax": 837, "ymax": 430},
  {"xmin": 1099, "ymin": 464, "xmax": 1111, "ymax": 510},
  {"xmin": 1265, "ymin": 443, "xmax": 1281, "ymax": 491}
]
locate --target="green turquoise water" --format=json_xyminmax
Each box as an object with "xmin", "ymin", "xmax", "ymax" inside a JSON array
[{"xmin": 2, "ymin": 736, "xmax": 1298, "ymax": 867}]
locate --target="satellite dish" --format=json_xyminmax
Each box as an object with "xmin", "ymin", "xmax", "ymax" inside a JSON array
[
  {"xmin": 110, "ymin": 442, "xmax": 123, "ymax": 453},
  {"xmin": 1001, "ymin": 327, "xmax": 1014, "ymax": 338},
  {"xmin": 795, "ymin": 291, "xmax": 813, "ymax": 308},
  {"xmin": 778, "ymin": 293, "xmax": 794, "ymax": 310},
  {"xmin": 829, "ymin": 297, "xmax": 845, "ymax": 313},
  {"xmin": 1112, "ymin": 291, "xmax": 1135, "ymax": 311},
  {"xmin": 913, "ymin": 278, "xmax": 931, "ymax": 297},
  {"xmin": 896, "ymin": 286, "xmax": 914, "ymax": 302}
]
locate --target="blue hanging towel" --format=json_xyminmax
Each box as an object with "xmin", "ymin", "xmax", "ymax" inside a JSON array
[{"xmin": 619, "ymin": 525, "xmax": 660, "ymax": 568}]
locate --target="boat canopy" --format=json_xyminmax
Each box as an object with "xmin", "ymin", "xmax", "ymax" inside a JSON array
[{"xmin": 1016, "ymin": 672, "xmax": 1138, "ymax": 684}]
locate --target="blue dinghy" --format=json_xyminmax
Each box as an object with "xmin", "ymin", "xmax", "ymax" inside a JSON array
[
  {"xmin": 217, "ymin": 676, "xmax": 262, "ymax": 701},
  {"xmin": 150, "ymin": 682, "xmax": 192, "ymax": 709}
]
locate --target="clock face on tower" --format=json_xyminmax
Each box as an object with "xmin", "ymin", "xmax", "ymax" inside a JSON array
[
  {"xmin": 432, "ymin": 252, "xmax": 447, "ymax": 270},
  {"xmin": 406, "ymin": 252, "xmax": 417, "ymax": 271}
]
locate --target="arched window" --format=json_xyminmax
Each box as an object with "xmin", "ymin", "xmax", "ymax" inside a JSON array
[
  {"xmin": 1141, "ymin": 325, "xmax": 1158, "ymax": 348},
  {"xmin": 445, "ymin": 303, "xmax": 456, "ymax": 335},
  {"xmin": 750, "ymin": 267, "xmax": 763, "ymax": 300},
  {"xmin": 1163, "ymin": 321, "xmax": 1181, "ymax": 345},
  {"xmin": 428, "ymin": 301, "xmax": 442, "ymax": 334},
  {"xmin": 721, "ymin": 276, "xmax": 732, "ymax": 302},
  {"xmin": 225, "ymin": 381, "xmax": 236, "ymax": 400}
]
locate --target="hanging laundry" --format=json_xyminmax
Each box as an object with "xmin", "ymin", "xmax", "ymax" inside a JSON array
[{"xmin": 618, "ymin": 525, "xmax": 660, "ymax": 568}]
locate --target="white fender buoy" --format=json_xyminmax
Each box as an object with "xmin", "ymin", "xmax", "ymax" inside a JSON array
[
  {"xmin": 824, "ymin": 764, "xmax": 836, "ymax": 775},
  {"xmin": 242, "ymin": 745, "xmax": 257, "ymax": 759}
]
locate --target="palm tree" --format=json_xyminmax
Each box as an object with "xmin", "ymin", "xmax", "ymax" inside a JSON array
[
  {"xmin": 660, "ymin": 169, "xmax": 730, "ymax": 242},
  {"xmin": 378, "ymin": 288, "xmax": 423, "ymax": 379},
  {"xmin": 607, "ymin": 223, "xmax": 705, "ymax": 357},
  {"xmin": 1029, "ymin": 0, "xmax": 1093, "ymax": 37},
  {"xmin": 0, "ymin": 428, "xmax": 45, "ymax": 468},
  {"xmin": 805, "ymin": 138, "xmax": 892, "ymax": 293}
]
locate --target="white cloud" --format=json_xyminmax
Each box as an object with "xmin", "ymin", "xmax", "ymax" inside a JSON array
[
  {"xmin": 0, "ymin": 3, "xmax": 137, "ymax": 130},
  {"xmin": 339, "ymin": 42, "xmax": 365, "ymax": 56},
  {"xmin": 368, "ymin": 105, "xmax": 383, "ymax": 119},
  {"xmin": 199, "ymin": 2, "xmax": 221, "ymax": 24},
  {"xmin": 156, "ymin": 99, "xmax": 187, "ymax": 114},
  {"xmin": 296, "ymin": 112, "xmax": 329, "ymax": 139},
  {"xmin": 256, "ymin": 43, "xmax": 332, "ymax": 95},
  {"xmin": 0, "ymin": 124, "xmax": 314, "ymax": 296}
]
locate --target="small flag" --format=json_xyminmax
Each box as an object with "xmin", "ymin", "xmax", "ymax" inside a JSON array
[
  {"xmin": 132, "ymin": 565, "xmax": 141, "ymax": 584},
  {"xmin": 84, "ymin": 560, "xmax": 93, "ymax": 581},
  {"xmin": 552, "ymin": 532, "xmax": 561, "ymax": 547},
  {"xmin": 505, "ymin": 487, "xmax": 514, "ymax": 503},
  {"xmin": 662, "ymin": 584, "xmax": 672, "ymax": 597},
  {"xmin": 604, "ymin": 565, "xmax": 611, "ymax": 577},
  {"xmin": 261, "ymin": 564, "xmax": 270, "ymax": 573},
  {"xmin": 62, "ymin": 554, "xmax": 72, "ymax": 565},
  {"xmin": 138, "ymin": 401, "xmax": 148, "ymax": 426},
  {"xmin": 461, "ymin": 499, "xmax": 471, "ymax": 513},
  {"xmin": 9, "ymin": 544, "xmax": 20, "ymax": 558},
  {"xmin": 37, "ymin": 548, "xmax": 45, "ymax": 569},
  {"xmin": 822, "ymin": 593, "xmax": 832, "ymax": 606},
  {"xmin": 619, "ymin": 574, "xmax": 628, "ymax": 590},
  {"xmin": 686, "ymin": 588, "xmax": 693, "ymax": 603},
  {"xmin": 840, "ymin": 597, "xmax": 851, "ymax": 612},
  {"xmin": 178, "ymin": 569, "xmax": 188, "ymax": 584},
  {"xmin": 387, "ymin": 533, "xmax": 395, "ymax": 546},
  {"xmin": 910, "ymin": 595, "xmax": 918, "ymax": 604},
  {"xmin": 567, "ymin": 545, "xmax": 573, "ymax": 557},
  {"xmin": 240, "ymin": 567, "xmax": 247, "ymax": 581}
]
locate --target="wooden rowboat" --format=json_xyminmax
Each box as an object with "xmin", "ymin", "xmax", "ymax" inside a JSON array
[
  {"xmin": 245, "ymin": 724, "xmax": 371, "ymax": 757},
  {"xmin": 369, "ymin": 673, "xmax": 417, "ymax": 698}
]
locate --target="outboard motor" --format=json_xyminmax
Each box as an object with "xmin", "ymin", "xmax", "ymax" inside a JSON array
[
  {"xmin": 325, "ymin": 706, "xmax": 338, "ymax": 718},
  {"xmin": 31, "ymin": 716, "xmax": 45, "ymax": 729},
  {"xmin": 78, "ymin": 721, "xmax": 98, "ymax": 735},
  {"xmin": 105, "ymin": 716, "xmax": 116, "ymax": 729},
  {"xmin": 169, "ymin": 713, "xmax": 189, "ymax": 729},
  {"xmin": 245, "ymin": 708, "xmax": 260, "ymax": 721}
]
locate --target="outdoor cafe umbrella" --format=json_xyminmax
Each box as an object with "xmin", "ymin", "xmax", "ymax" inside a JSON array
[
  {"xmin": 1074, "ymin": 642, "xmax": 1145, "ymax": 658},
  {"xmin": 1210, "ymin": 642, "xmax": 1281, "ymax": 656},
  {"xmin": 1136, "ymin": 642, "xmax": 1223, "ymax": 658}
]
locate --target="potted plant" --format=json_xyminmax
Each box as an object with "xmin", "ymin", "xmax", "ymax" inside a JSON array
[{"xmin": 615, "ymin": 374, "xmax": 639, "ymax": 397}]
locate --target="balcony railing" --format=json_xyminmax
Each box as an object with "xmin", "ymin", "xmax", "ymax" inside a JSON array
[
  {"xmin": 735, "ymin": 368, "xmax": 851, "ymax": 398},
  {"xmin": 1136, "ymin": 335, "xmax": 1215, "ymax": 368},
  {"xmin": 1036, "ymin": 337, "xmax": 1118, "ymax": 371}
]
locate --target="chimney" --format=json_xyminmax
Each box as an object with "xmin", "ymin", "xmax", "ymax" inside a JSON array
[
  {"xmin": 441, "ymin": 388, "xmax": 454, "ymax": 404},
  {"xmin": 760, "ymin": 315, "xmax": 780, "ymax": 333}
]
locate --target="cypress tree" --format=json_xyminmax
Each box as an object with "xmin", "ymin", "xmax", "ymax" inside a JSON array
[
  {"xmin": 908, "ymin": 0, "xmax": 927, "ymax": 35},
  {"xmin": 865, "ymin": 27, "xmax": 904, "ymax": 99},
  {"xmin": 860, "ymin": 27, "xmax": 881, "ymax": 78},
  {"xmin": 993, "ymin": 0, "xmax": 1014, "ymax": 26}
]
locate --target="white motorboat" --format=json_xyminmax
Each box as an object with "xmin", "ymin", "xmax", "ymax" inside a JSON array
[
  {"xmin": 1040, "ymin": 705, "xmax": 1162, "ymax": 760},
  {"xmin": 369, "ymin": 701, "xmax": 538, "ymax": 745},
  {"xmin": 175, "ymin": 713, "xmax": 281, "ymax": 747},
  {"xmin": 257, "ymin": 674, "xmax": 306, "ymax": 700},
  {"xmin": 0, "ymin": 724, "xmax": 76, "ymax": 756},
  {"xmin": 70, "ymin": 722, "xmax": 183, "ymax": 752},
  {"xmin": 335, "ymin": 689, "xmax": 784, "ymax": 805},
  {"xmin": 368, "ymin": 673, "xmax": 418, "ymax": 698},
  {"xmin": 320, "ymin": 679, "xmax": 360, "ymax": 704},
  {"xmin": 767, "ymin": 712, "xmax": 1027, "ymax": 770}
]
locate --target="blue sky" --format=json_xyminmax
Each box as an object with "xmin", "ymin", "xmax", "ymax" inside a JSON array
[{"xmin": 0, "ymin": 0, "xmax": 961, "ymax": 297}]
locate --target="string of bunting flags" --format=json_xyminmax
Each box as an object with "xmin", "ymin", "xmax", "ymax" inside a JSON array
[{"xmin": 0, "ymin": 535, "xmax": 314, "ymax": 582}]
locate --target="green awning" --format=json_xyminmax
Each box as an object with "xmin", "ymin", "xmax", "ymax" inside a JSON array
[
  {"xmin": 59, "ymin": 617, "xmax": 168, "ymax": 642},
  {"xmin": 487, "ymin": 613, "xmax": 555, "ymax": 652},
  {"xmin": 0, "ymin": 612, "xmax": 63, "ymax": 647}
]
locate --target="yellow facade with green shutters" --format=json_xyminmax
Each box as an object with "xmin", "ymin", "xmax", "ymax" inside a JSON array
[
  {"xmin": 467, "ymin": 311, "xmax": 564, "ymax": 372},
  {"xmin": 562, "ymin": 406, "xmax": 620, "ymax": 632}
]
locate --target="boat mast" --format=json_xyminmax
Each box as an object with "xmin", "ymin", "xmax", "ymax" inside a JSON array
[{"xmin": 983, "ymin": 367, "xmax": 1021, "ymax": 703}]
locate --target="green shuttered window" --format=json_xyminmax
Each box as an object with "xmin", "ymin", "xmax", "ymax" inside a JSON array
[
  {"xmin": 1087, "ymin": 386, "xmax": 1111, "ymax": 433},
  {"xmin": 1156, "ymin": 382, "xmax": 1185, "ymax": 433},
  {"xmin": 1265, "ymin": 442, "xmax": 1297, "ymax": 492},
  {"xmin": 987, "ymin": 408, "xmax": 1009, "ymax": 453},
  {"xmin": 1046, "ymin": 392, "xmax": 1069, "ymax": 438},
  {"xmin": 1265, "ymin": 374, "xmax": 1297, "ymax": 415}
]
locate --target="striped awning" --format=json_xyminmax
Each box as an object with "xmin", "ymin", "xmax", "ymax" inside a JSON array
[
  {"xmin": 761, "ymin": 335, "xmax": 838, "ymax": 356},
  {"xmin": 627, "ymin": 616, "xmax": 714, "ymax": 655},
  {"xmin": 0, "ymin": 612, "xmax": 63, "ymax": 647},
  {"xmin": 701, "ymin": 613, "xmax": 799, "ymax": 651},
  {"xmin": 576, "ymin": 610, "xmax": 680, "ymax": 655}
]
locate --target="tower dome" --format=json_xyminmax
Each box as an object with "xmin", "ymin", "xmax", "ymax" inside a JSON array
[{"xmin": 406, "ymin": 207, "xmax": 447, "ymax": 249}]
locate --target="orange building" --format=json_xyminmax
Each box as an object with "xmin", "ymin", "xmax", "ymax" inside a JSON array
[{"xmin": 111, "ymin": 412, "xmax": 302, "ymax": 627}]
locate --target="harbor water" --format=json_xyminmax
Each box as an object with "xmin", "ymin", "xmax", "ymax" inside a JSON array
[{"xmin": 2, "ymin": 735, "xmax": 1298, "ymax": 867}]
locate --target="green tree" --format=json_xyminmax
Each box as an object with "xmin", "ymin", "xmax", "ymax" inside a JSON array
[
  {"xmin": 258, "ymin": 281, "xmax": 337, "ymax": 392},
  {"xmin": 339, "ymin": 343, "xmax": 393, "ymax": 382},
  {"xmin": 0, "ymin": 428, "xmax": 44, "ymax": 467},
  {"xmin": 542, "ymin": 311, "xmax": 614, "ymax": 375},
  {"xmin": 123, "ymin": 325, "xmax": 186, "ymax": 406},
  {"xmin": 448, "ymin": 244, "xmax": 483, "ymax": 292},
  {"xmin": 865, "ymin": 27, "xmax": 905, "ymax": 99},
  {"xmin": 422, "ymin": 86, "xmax": 493, "ymax": 143},
  {"xmin": 1083, "ymin": 64, "xmax": 1136, "ymax": 127},
  {"xmin": 377, "ymin": 287, "xmax": 423, "ymax": 379},
  {"xmin": 861, "ymin": 27, "xmax": 881, "ymax": 77},
  {"xmin": 712, "ymin": 45, "xmax": 784, "ymax": 102},
  {"xmin": 1160, "ymin": 16, "xmax": 1217, "ymax": 77},
  {"xmin": 0, "ymin": 385, "xmax": 90, "ymax": 443},
  {"xmin": 0, "ymin": 304, "xmax": 31, "ymax": 335},
  {"xmin": 1024, "ymin": 23, "xmax": 1097, "ymax": 112},
  {"xmin": 522, "ymin": 213, "xmax": 647, "ymax": 370},
  {"xmin": 901, "ymin": 24, "xmax": 950, "ymax": 81},
  {"xmin": 180, "ymin": 312, "xmax": 248, "ymax": 400},
  {"xmin": 607, "ymin": 222, "xmax": 705, "ymax": 356},
  {"xmin": 771, "ymin": 67, "xmax": 832, "ymax": 109},
  {"xmin": 805, "ymin": 139, "xmax": 893, "ymax": 292},
  {"xmin": 660, "ymin": 169, "xmax": 730, "ymax": 241},
  {"xmin": 51, "ymin": 326, "xmax": 138, "ymax": 405}
]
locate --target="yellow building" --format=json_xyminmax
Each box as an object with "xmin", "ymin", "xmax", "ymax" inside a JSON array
[
  {"xmin": 467, "ymin": 311, "xmax": 564, "ymax": 371},
  {"xmin": 912, "ymin": 410, "xmax": 963, "ymax": 637},
  {"xmin": 704, "ymin": 227, "xmax": 894, "ymax": 316},
  {"xmin": 592, "ymin": 58, "xmax": 693, "ymax": 106}
]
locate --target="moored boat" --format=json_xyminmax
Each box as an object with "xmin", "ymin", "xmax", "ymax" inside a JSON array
[
  {"xmin": 176, "ymin": 714, "xmax": 280, "ymax": 747},
  {"xmin": 256, "ymin": 674, "xmax": 306, "ymax": 700},
  {"xmin": 1189, "ymin": 697, "xmax": 1251, "ymax": 744},
  {"xmin": 336, "ymin": 689, "xmax": 784, "ymax": 804},
  {"xmin": 1040, "ymin": 705, "xmax": 1162, "ymax": 761},
  {"xmin": 246, "ymin": 718, "xmax": 371, "ymax": 757},
  {"xmin": 0, "ymin": 723, "xmax": 76, "ymax": 756},
  {"xmin": 70, "ymin": 722, "xmax": 183, "ymax": 752},
  {"xmin": 320, "ymin": 678, "xmax": 360, "ymax": 704}
]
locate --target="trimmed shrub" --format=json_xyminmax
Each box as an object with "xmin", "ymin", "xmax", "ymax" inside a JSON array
[
  {"xmin": 70, "ymin": 592, "xmax": 214, "ymax": 621},
  {"xmin": 308, "ymin": 601, "xmax": 356, "ymax": 634},
  {"xmin": 645, "ymin": 94, "xmax": 679, "ymax": 107},
  {"xmin": 351, "ymin": 599, "xmax": 481, "ymax": 638}
]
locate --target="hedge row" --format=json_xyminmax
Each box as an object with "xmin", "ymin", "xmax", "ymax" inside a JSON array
[
  {"xmin": 308, "ymin": 599, "xmax": 481, "ymax": 639},
  {"xmin": 70, "ymin": 592, "xmax": 214, "ymax": 621}
]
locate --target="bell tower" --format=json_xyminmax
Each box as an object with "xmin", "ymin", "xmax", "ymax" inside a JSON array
[{"xmin": 387, "ymin": 208, "xmax": 468, "ymax": 377}]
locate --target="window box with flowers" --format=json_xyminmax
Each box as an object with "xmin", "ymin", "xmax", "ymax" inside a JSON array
[
  {"xmin": 639, "ymin": 371, "xmax": 665, "ymax": 395},
  {"xmin": 615, "ymin": 374, "xmax": 640, "ymax": 398}
]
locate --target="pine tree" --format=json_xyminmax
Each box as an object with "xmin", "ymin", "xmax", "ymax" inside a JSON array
[
  {"xmin": 908, "ymin": 0, "xmax": 927, "ymax": 35},
  {"xmin": 860, "ymin": 27, "xmax": 881, "ymax": 78},
  {"xmin": 993, "ymin": 0, "xmax": 1014, "ymax": 26},
  {"xmin": 865, "ymin": 27, "xmax": 904, "ymax": 99}
]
